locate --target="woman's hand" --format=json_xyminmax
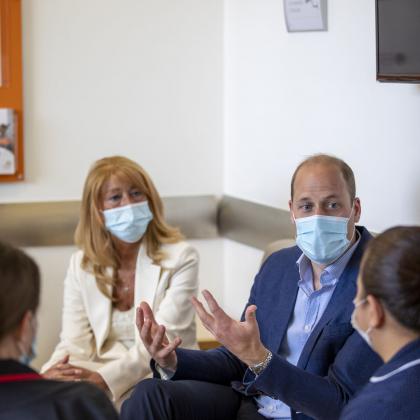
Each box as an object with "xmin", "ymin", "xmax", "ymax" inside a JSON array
[
  {"xmin": 42, "ymin": 355, "xmax": 79, "ymax": 380},
  {"xmin": 42, "ymin": 355, "xmax": 109, "ymax": 392},
  {"xmin": 136, "ymin": 302, "xmax": 181, "ymax": 371}
]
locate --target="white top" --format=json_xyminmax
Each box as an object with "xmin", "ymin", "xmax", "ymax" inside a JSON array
[{"xmin": 107, "ymin": 307, "xmax": 135, "ymax": 350}]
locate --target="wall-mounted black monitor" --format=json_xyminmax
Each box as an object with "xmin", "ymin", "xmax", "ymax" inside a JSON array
[{"xmin": 376, "ymin": 0, "xmax": 420, "ymax": 83}]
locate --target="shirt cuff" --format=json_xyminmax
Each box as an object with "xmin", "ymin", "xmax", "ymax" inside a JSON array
[{"xmin": 155, "ymin": 364, "xmax": 176, "ymax": 380}]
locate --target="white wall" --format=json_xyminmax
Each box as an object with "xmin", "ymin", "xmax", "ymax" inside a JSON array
[
  {"xmin": 224, "ymin": 0, "xmax": 420, "ymax": 233},
  {"xmin": 0, "ymin": 0, "xmax": 223, "ymax": 202},
  {"xmin": 223, "ymin": 0, "xmax": 420, "ymax": 318},
  {"xmin": 223, "ymin": 239, "xmax": 263, "ymax": 319}
]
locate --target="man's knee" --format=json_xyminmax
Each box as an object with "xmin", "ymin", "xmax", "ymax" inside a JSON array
[
  {"xmin": 130, "ymin": 378, "xmax": 166, "ymax": 403},
  {"xmin": 121, "ymin": 378, "xmax": 169, "ymax": 420}
]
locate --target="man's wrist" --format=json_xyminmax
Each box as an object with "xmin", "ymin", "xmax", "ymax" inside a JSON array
[
  {"xmin": 248, "ymin": 349, "xmax": 272, "ymax": 376},
  {"xmin": 157, "ymin": 355, "xmax": 178, "ymax": 372},
  {"xmin": 244, "ymin": 346, "xmax": 270, "ymax": 367},
  {"xmin": 154, "ymin": 354, "xmax": 178, "ymax": 374}
]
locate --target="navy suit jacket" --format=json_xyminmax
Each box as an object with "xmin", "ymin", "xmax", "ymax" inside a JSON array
[
  {"xmin": 340, "ymin": 338, "xmax": 420, "ymax": 420},
  {"xmin": 169, "ymin": 226, "xmax": 382, "ymax": 420}
]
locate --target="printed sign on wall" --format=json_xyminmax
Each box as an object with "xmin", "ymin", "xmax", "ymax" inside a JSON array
[{"xmin": 284, "ymin": 0, "xmax": 328, "ymax": 32}]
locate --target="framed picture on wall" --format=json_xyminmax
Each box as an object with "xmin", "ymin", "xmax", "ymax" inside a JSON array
[{"xmin": 0, "ymin": 0, "xmax": 24, "ymax": 181}]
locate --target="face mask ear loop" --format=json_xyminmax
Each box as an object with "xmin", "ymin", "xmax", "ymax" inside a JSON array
[
  {"xmin": 292, "ymin": 211, "xmax": 299, "ymax": 240},
  {"xmin": 356, "ymin": 298, "xmax": 373, "ymax": 335},
  {"xmin": 347, "ymin": 201, "xmax": 356, "ymax": 243},
  {"xmin": 360, "ymin": 297, "xmax": 374, "ymax": 337},
  {"xmin": 16, "ymin": 338, "xmax": 27, "ymax": 360}
]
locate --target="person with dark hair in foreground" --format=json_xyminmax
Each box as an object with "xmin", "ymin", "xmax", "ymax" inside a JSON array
[
  {"xmin": 122, "ymin": 154, "xmax": 383, "ymax": 420},
  {"xmin": 0, "ymin": 242, "xmax": 118, "ymax": 420},
  {"xmin": 340, "ymin": 226, "xmax": 420, "ymax": 419}
]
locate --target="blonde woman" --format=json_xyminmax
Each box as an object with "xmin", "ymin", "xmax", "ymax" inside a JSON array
[{"xmin": 42, "ymin": 156, "xmax": 199, "ymax": 405}]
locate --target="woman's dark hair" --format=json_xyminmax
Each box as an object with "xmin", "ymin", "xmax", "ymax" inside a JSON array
[
  {"xmin": 0, "ymin": 242, "xmax": 40, "ymax": 341},
  {"xmin": 361, "ymin": 226, "xmax": 420, "ymax": 333}
]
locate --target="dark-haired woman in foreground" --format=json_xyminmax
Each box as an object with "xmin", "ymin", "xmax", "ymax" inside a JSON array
[
  {"xmin": 340, "ymin": 226, "xmax": 420, "ymax": 419},
  {"xmin": 0, "ymin": 242, "xmax": 118, "ymax": 420}
]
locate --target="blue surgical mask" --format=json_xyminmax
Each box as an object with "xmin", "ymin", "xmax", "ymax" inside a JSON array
[
  {"xmin": 103, "ymin": 201, "xmax": 153, "ymax": 243},
  {"xmin": 19, "ymin": 338, "xmax": 37, "ymax": 366},
  {"xmin": 294, "ymin": 207, "xmax": 354, "ymax": 265},
  {"xmin": 351, "ymin": 299, "xmax": 373, "ymax": 348}
]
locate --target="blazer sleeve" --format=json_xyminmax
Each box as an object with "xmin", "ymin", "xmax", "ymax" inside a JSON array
[
  {"xmin": 97, "ymin": 243, "xmax": 200, "ymax": 401},
  {"xmin": 97, "ymin": 341, "xmax": 152, "ymax": 402},
  {"xmin": 168, "ymin": 346, "xmax": 247, "ymax": 385},
  {"xmin": 241, "ymin": 331, "xmax": 382, "ymax": 420},
  {"xmin": 41, "ymin": 252, "xmax": 96, "ymax": 372}
]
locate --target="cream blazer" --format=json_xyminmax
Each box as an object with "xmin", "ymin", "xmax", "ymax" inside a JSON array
[{"xmin": 42, "ymin": 241, "xmax": 199, "ymax": 402}]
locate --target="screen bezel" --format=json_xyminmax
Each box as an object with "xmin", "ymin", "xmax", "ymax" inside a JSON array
[{"xmin": 376, "ymin": 0, "xmax": 420, "ymax": 83}]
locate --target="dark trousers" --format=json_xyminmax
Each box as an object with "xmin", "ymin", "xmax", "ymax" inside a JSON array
[{"xmin": 121, "ymin": 378, "xmax": 266, "ymax": 420}]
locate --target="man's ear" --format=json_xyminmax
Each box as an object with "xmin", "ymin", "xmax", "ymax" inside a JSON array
[
  {"xmin": 366, "ymin": 295, "xmax": 384, "ymax": 329},
  {"xmin": 353, "ymin": 197, "xmax": 361, "ymax": 223},
  {"xmin": 289, "ymin": 200, "xmax": 295, "ymax": 224}
]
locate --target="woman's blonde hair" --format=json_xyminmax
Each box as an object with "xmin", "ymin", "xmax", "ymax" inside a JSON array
[{"xmin": 74, "ymin": 156, "xmax": 183, "ymax": 298}]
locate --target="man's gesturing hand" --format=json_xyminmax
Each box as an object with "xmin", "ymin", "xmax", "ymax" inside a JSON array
[
  {"xmin": 192, "ymin": 290, "xmax": 268, "ymax": 367},
  {"xmin": 136, "ymin": 302, "xmax": 181, "ymax": 371}
]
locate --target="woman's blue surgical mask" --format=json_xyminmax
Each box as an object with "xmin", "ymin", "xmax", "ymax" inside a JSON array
[
  {"xmin": 18, "ymin": 315, "xmax": 37, "ymax": 366},
  {"xmin": 19, "ymin": 338, "xmax": 37, "ymax": 366},
  {"xmin": 293, "ymin": 206, "xmax": 355, "ymax": 265},
  {"xmin": 103, "ymin": 201, "xmax": 153, "ymax": 243}
]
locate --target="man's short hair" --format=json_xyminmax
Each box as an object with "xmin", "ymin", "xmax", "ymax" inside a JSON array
[{"xmin": 290, "ymin": 154, "xmax": 356, "ymax": 202}]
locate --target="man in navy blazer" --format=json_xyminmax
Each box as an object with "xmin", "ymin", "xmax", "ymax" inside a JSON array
[{"xmin": 122, "ymin": 154, "xmax": 383, "ymax": 420}]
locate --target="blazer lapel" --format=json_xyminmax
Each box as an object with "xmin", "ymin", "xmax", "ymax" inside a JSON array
[
  {"xmin": 267, "ymin": 262, "xmax": 300, "ymax": 353},
  {"xmin": 297, "ymin": 251, "xmax": 361, "ymax": 369},
  {"xmin": 134, "ymin": 244, "xmax": 162, "ymax": 313},
  {"xmin": 84, "ymin": 271, "xmax": 112, "ymax": 352}
]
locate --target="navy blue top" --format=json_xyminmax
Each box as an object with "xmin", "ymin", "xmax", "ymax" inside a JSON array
[
  {"xmin": 0, "ymin": 359, "xmax": 118, "ymax": 420},
  {"xmin": 340, "ymin": 338, "xmax": 420, "ymax": 420}
]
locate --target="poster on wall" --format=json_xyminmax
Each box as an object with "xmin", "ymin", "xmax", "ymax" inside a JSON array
[{"xmin": 0, "ymin": 108, "xmax": 16, "ymax": 175}]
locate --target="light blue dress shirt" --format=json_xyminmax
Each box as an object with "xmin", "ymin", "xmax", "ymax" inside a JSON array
[{"xmin": 255, "ymin": 234, "xmax": 360, "ymax": 419}]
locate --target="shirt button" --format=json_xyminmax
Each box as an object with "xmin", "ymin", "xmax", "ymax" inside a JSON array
[{"xmin": 304, "ymin": 325, "xmax": 311, "ymax": 332}]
